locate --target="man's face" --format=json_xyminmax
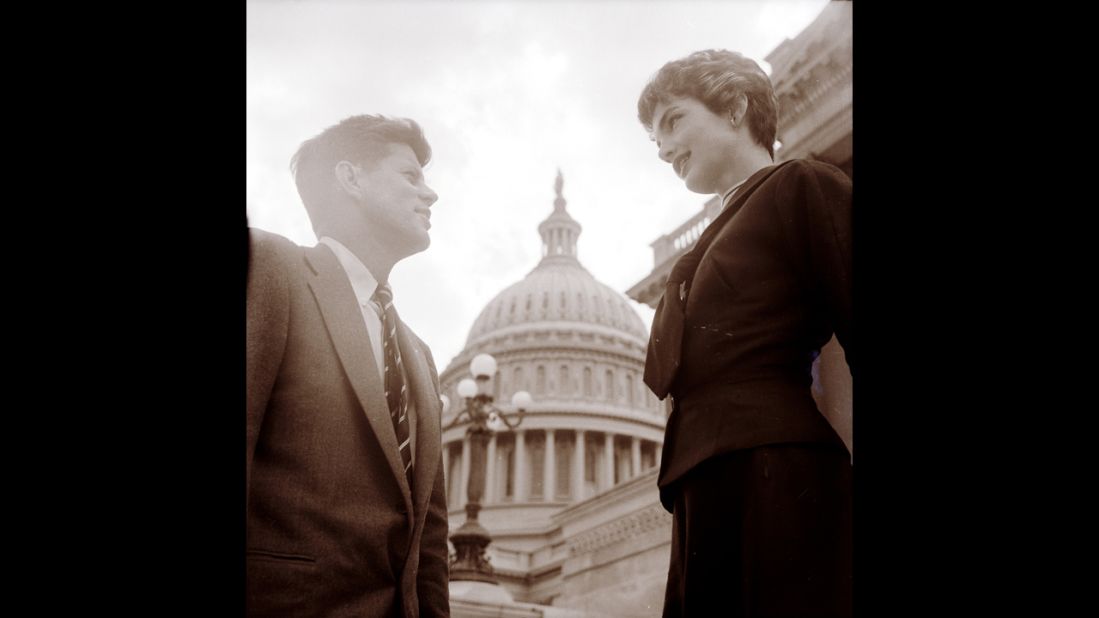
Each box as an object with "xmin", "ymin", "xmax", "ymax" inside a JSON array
[
  {"xmin": 650, "ymin": 96, "xmax": 743, "ymax": 195},
  {"xmin": 348, "ymin": 142, "xmax": 438, "ymax": 256}
]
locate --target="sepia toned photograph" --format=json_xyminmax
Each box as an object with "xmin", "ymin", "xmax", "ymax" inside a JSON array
[{"xmin": 246, "ymin": 1, "xmax": 852, "ymax": 616}]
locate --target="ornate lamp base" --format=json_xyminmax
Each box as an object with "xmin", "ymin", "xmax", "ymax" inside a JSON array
[{"xmin": 449, "ymin": 503, "xmax": 498, "ymax": 583}]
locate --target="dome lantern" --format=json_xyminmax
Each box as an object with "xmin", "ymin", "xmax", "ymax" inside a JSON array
[{"xmin": 537, "ymin": 168, "xmax": 582, "ymax": 264}]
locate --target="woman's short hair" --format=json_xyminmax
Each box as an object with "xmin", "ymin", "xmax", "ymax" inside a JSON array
[{"xmin": 637, "ymin": 49, "xmax": 778, "ymax": 159}]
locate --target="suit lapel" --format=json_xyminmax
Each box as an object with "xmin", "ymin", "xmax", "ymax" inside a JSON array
[
  {"xmin": 395, "ymin": 316, "xmax": 441, "ymax": 525},
  {"xmin": 644, "ymin": 162, "xmax": 794, "ymax": 398},
  {"xmin": 303, "ymin": 245, "xmax": 413, "ymax": 506}
]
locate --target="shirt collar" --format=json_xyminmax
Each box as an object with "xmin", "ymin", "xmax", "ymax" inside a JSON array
[
  {"xmin": 720, "ymin": 178, "xmax": 749, "ymax": 212},
  {"xmin": 720, "ymin": 164, "xmax": 776, "ymax": 212},
  {"xmin": 318, "ymin": 236, "xmax": 380, "ymax": 309}
]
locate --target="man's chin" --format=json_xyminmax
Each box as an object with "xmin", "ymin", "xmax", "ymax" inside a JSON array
[{"xmin": 408, "ymin": 234, "xmax": 430, "ymax": 254}]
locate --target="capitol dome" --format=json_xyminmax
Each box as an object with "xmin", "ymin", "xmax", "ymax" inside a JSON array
[
  {"xmin": 439, "ymin": 172, "xmax": 666, "ymax": 594},
  {"xmin": 441, "ymin": 170, "xmax": 656, "ymax": 412},
  {"xmin": 465, "ymin": 238, "xmax": 649, "ymax": 347}
]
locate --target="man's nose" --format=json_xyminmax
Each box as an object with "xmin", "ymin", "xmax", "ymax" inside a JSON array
[{"xmin": 422, "ymin": 184, "xmax": 439, "ymax": 206}]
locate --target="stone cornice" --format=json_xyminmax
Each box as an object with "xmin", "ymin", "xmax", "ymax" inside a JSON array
[
  {"xmin": 490, "ymin": 561, "xmax": 563, "ymax": 582},
  {"xmin": 778, "ymin": 57, "xmax": 852, "ymax": 130},
  {"xmin": 566, "ymin": 502, "xmax": 671, "ymax": 557}
]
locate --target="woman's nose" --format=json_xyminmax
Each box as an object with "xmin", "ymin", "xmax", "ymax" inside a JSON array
[{"xmin": 658, "ymin": 141, "xmax": 675, "ymax": 163}]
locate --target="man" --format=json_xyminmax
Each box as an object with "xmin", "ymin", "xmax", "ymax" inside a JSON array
[
  {"xmin": 638, "ymin": 50, "xmax": 853, "ymax": 617},
  {"xmin": 246, "ymin": 114, "xmax": 449, "ymax": 617}
]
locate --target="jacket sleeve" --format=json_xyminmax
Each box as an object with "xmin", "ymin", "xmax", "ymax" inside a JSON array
[
  {"xmin": 416, "ymin": 344, "xmax": 451, "ymax": 617},
  {"xmin": 777, "ymin": 161, "xmax": 854, "ymax": 370},
  {"xmin": 245, "ymin": 229, "xmax": 292, "ymax": 506},
  {"xmin": 804, "ymin": 162, "xmax": 853, "ymax": 369}
]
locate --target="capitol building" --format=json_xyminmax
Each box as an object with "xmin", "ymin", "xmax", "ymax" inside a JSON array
[{"xmin": 441, "ymin": 172, "xmax": 672, "ymax": 616}]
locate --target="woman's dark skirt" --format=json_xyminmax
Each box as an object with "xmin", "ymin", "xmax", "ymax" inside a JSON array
[{"xmin": 663, "ymin": 443, "xmax": 852, "ymax": 617}]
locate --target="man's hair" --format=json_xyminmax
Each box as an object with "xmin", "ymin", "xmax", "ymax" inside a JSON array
[
  {"xmin": 637, "ymin": 49, "xmax": 778, "ymax": 159},
  {"xmin": 290, "ymin": 114, "xmax": 432, "ymax": 216}
]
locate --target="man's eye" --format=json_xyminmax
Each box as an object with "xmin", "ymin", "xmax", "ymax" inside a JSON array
[{"xmin": 669, "ymin": 115, "xmax": 680, "ymax": 130}]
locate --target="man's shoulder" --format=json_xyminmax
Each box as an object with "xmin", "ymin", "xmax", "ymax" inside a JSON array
[
  {"xmin": 247, "ymin": 228, "xmax": 314, "ymax": 296},
  {"xmin": 249, "ymin": 228, "xmax": 320, "ymax": 271},
  {"xmin": 249, "ymin": 227, "xmax": 303, "ymax": 257}
]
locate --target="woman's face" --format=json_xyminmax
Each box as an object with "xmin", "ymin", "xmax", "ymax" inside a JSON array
[{"xmin": 650, "ymin": 96, "xmax": 743, "ymax": 195}]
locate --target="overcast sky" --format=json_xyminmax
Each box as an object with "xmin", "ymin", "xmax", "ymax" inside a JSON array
[{"xmin": 247, "ymin": 0, "xmax": 833, "ymax": 373}]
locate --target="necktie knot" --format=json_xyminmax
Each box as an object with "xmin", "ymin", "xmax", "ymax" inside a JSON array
[{"xmin": 373, "ymin": 283, "xmax": 394, "ymax": 309}]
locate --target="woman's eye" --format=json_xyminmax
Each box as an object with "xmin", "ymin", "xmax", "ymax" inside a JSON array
[{"xmin": 669, "ymin": 115, "xmax": 680, "ymax": 130}]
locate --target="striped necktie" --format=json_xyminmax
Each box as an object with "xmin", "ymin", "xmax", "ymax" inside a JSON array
[{"xmin": 372, "ymin": 283, "xmax": 413, "ymax": 489}]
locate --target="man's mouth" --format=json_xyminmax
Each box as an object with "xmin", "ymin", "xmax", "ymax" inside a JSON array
[{"xmin": 415, "ymin": 209, "xmax": 432, "ymax": 228}]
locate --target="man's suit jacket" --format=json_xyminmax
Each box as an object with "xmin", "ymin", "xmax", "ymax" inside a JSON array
[
  {"xmin": 246, "ymin": 228, "xmax": 449, "ymax": 617},
  {"xmin": 644, "ymin": 160, "xmax": 852, "ymax": 511}
]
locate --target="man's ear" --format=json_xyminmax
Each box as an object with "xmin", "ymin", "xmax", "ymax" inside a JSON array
[
  {"xmin": 729, "ymin": 94, "xmax": 749, "ymax": 128},
  {"xmin": 334, "ymin": 160, "xmax": 361, "ymax": 198}
]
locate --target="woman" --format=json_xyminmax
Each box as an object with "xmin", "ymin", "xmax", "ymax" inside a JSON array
[{"xmin": 638, "ymin": 49, "xmax": 852, "ymax": 617}]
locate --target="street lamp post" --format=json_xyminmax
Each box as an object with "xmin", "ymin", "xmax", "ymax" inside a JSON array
[{"xmin": 444, "ymin": 353, "xmax": 532, "ymax": 583}]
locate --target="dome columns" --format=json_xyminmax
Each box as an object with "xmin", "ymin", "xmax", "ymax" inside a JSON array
[
  {"xmin": 572, "ymin": 429, "xmax": 586, "ymax": 501},
  {"xmin": 446, "ymin": 427, "xmax": 660, "ymax": 509},
  {"xmin": 543, "ymin": 430, "xmax": 556, "ymax": 503},
  {"xmin": 631, "ymin": 436, "xmax": 642, "ymax": 481},
  {"xmin": 603, "ymin": 433, "xmax": 615, "ymax": 494},
  {"xmin": 514, "ymin": 429, "xmax": 528, "ymax": 502}
]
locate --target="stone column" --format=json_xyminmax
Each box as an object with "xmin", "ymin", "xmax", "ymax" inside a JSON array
[
  {"xmin": 631, "ymin": 436, "xmax": 641, "ymax": 479},
  {"xmin": 543, "ymin": 430, "xmax": 556, "ymax": 502},
  {"xmin": 603, "ymin": 432, "xmax": 615, "ymax": 490},
  {"xmin": 514, "ymin": 429, "xmax": 527, "ymax": 502},
  {"xmin": 572, "ymin": 430, "xmax": 585, "ymax": 501},
  {"xmin": 485, "ymin": 433, "xmax": 497, "ymax": 503}
]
